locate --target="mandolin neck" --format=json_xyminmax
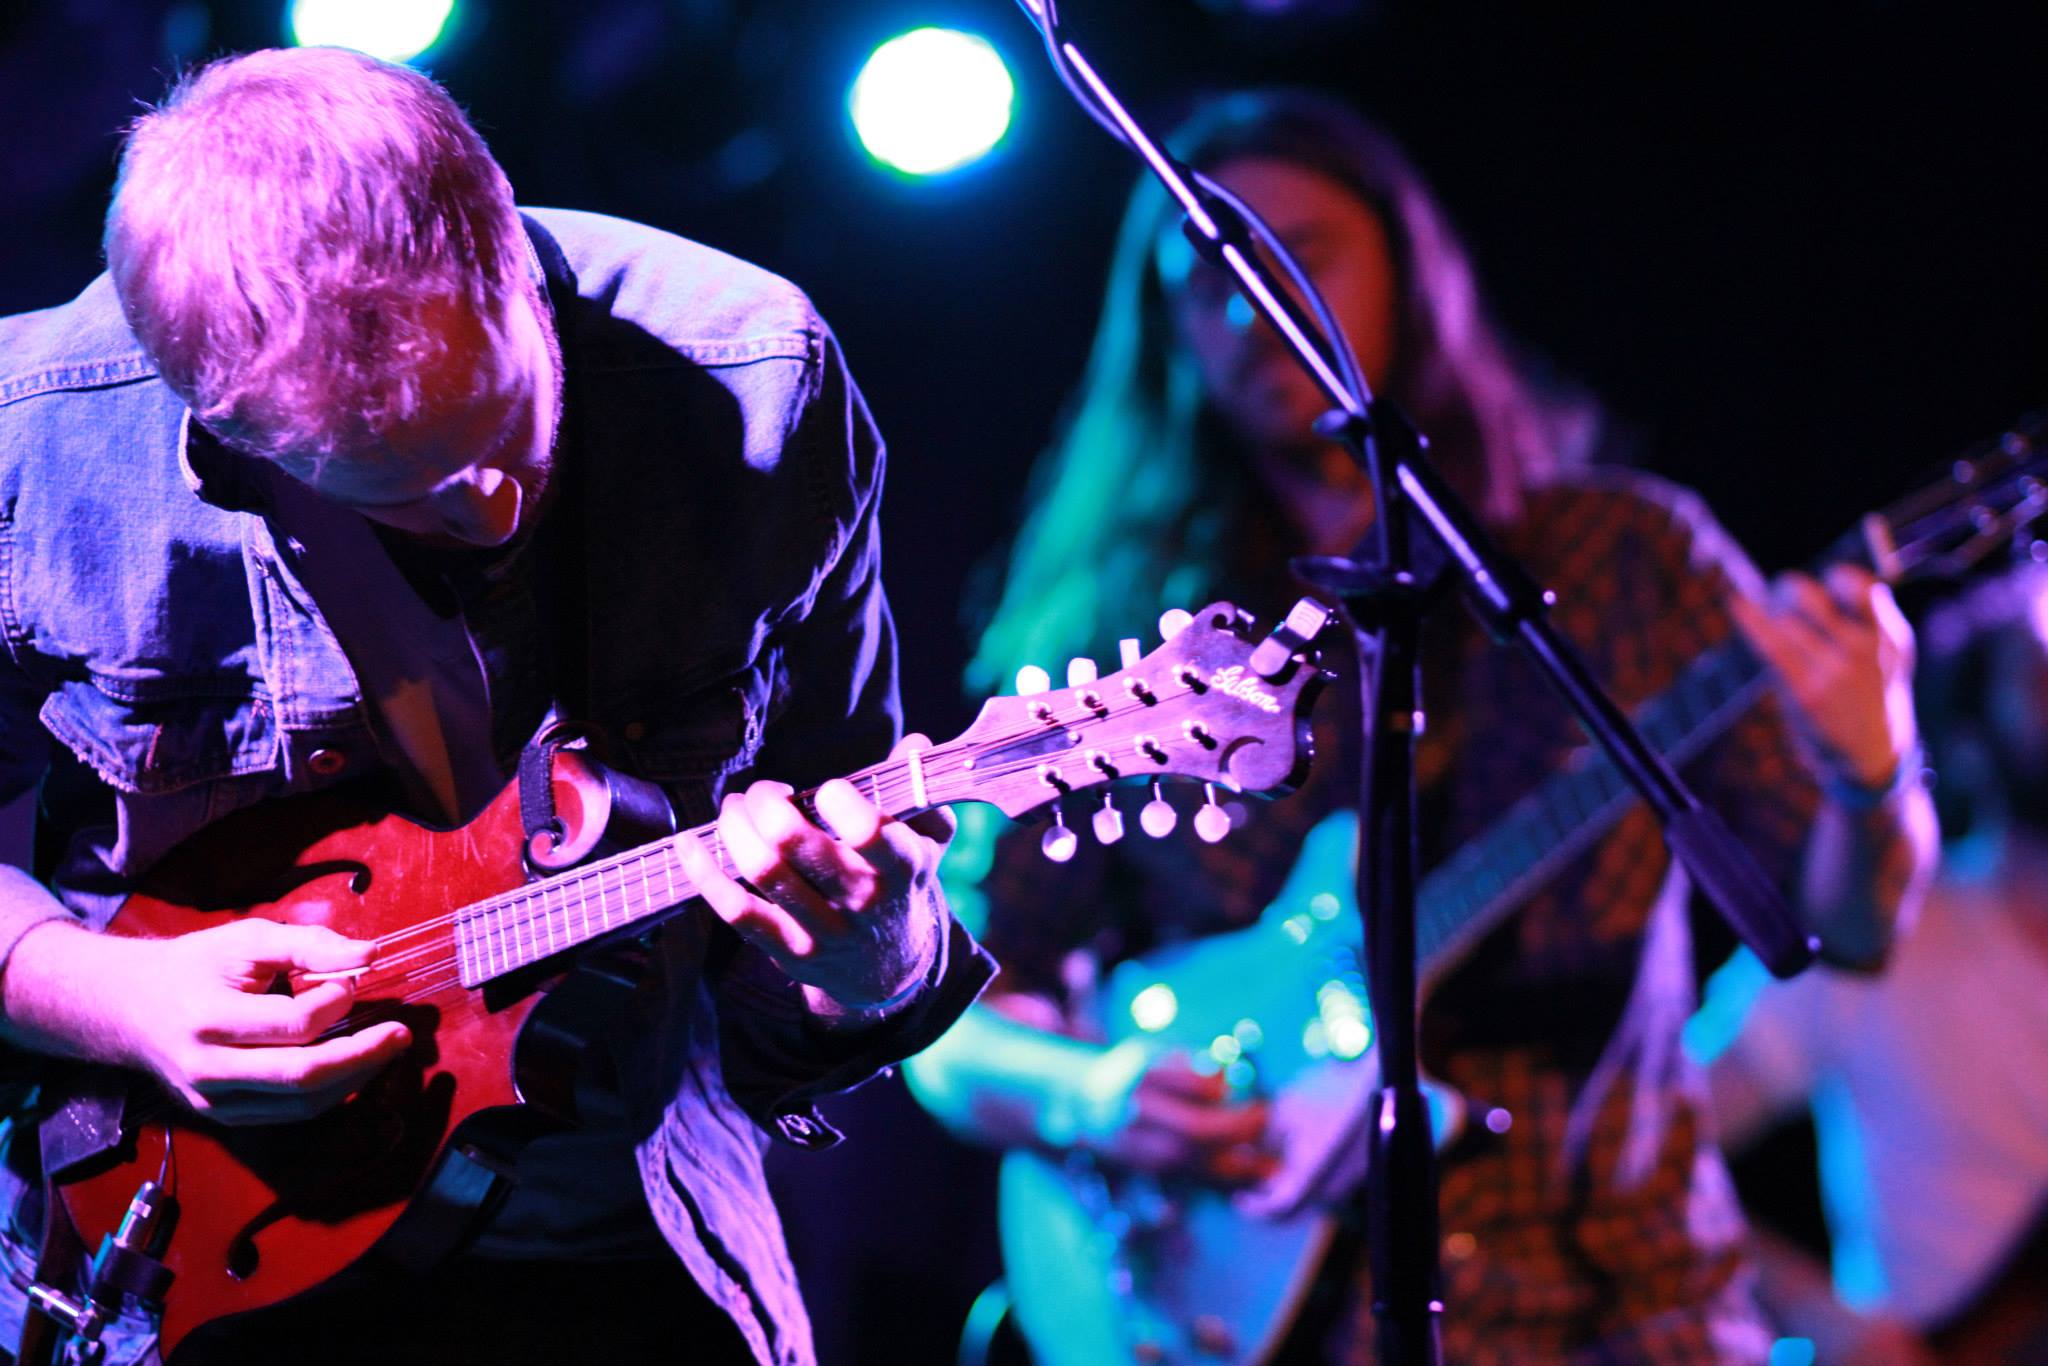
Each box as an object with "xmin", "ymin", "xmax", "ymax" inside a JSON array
[{"xmin": 453, "ymin": 748, "xmax": 950, "ymax": 986}]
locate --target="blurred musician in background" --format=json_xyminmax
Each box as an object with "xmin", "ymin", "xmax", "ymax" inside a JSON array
[
  {"xmin": 1696, "ymin": 566, "xmax": 2048, "ymax": 1365},
  {"xmin": 909, "ymin": 91, "xmax": 1937, "ymax": 1363}
]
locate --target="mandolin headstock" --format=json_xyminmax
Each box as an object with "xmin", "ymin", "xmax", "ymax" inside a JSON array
[{"xmin": 932, "ymin": 600, "xmax": 1331, "ymax": 824}]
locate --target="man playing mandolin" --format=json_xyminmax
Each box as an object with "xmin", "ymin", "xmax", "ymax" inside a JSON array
[{"xmin": 0, "ymin": 46, "xmax": 990, "ymax": 1365}]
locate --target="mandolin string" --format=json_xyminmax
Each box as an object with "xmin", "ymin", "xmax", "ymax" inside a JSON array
[
  {"xmin": 347, "ymin": 772, "xmax": 926, "ymax": 986},
  {"xmin": 417, "ymin": 665, "xmax": 1206, "ymax": 946},
  {"xmin": 354, "ymin": 751, "xmax": 922, "ymax": 945},
  {"xmin": 144, "ymin": 651, "xmax": 1270, "ymax": 1105},
  {"xmin": 370, "ymin": 665, "xmax": 1199, "ymax": 952},
  {"xmin": 404, "ymin": 738, "xmax": 996, "ymax": 957},
  {"xmin": 388, "ymin": 734, "xmax": 1169, "ymax": 985},
  {"xmin": 451, "ymin": 733, "xmax": 1122, "ymax": 966}
]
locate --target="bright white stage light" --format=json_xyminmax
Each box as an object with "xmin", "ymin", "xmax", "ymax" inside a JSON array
[
  {"xmin": 850, "ymin": 28, "xmax": 1016, "ymax": 178},
  {"xmin": 287, "ymin": 0, "xmax": 458, "ymax": 64}
]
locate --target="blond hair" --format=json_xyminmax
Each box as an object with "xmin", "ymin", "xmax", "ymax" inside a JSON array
[{"xmin": 106, "ymin": 47, "xmax": 526, "ymax": 467}]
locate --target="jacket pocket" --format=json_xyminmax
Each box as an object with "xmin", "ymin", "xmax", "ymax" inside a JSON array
[
  {"xmin": 614, "ymin": 653, "xmax": 779, "ymax": 826},
  {"xmin": 38, "ymin": 675, "xmax": 278, "ymax": 796}
]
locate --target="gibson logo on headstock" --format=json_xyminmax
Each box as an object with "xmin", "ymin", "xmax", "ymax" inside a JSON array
[{"xmin": 1209, "ymin": 665, "xmax": 1282, "ymax": 714}]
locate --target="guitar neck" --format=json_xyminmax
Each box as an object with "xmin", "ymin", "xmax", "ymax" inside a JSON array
[
  {"xmin": 1412, "ymin": 492, "xmax": 1925, "ymax": 986},
  {"xmin": 453, "ymin": 746, "xmax": 957, "ymax": 987},
  {"xmin": 1414, "ymin": 413, "xmax": 2048, "ymax": 983},
  {"xmin": 1414, "ymin": 634, "xmax": 1771, "ymax": 984}
]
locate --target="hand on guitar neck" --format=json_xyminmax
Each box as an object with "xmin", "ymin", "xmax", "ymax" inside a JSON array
[
  {"xmin": 1729, "ymin": 562, "xmax": 1919, "ymax": 792},
  {"xmin": 675, "ymin": 734, "xmax": 956, "ymax": 1021},
  {"xmin": 1730, "ymin": 561, "xmax": 1935, "ymax": 967}
]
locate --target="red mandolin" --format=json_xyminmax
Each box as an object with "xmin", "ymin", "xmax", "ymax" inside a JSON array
[{"xmin": 50, "ymin": 600, "xmax": 1329, "ymax": 1358}]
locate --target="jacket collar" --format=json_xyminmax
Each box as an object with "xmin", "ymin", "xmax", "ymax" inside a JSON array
[{"xmin": 176, "ymin": 410, "xmax": 273, "ymax": 514}]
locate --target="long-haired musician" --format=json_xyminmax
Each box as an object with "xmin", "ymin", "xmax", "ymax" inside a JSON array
[{"xmin": 910, "ymin": 90, "xmax": 1936, "ymax": 1364}]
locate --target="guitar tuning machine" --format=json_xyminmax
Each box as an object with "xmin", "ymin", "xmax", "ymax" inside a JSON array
[
  {"xmin": 1194, "ymin": 783, "xmax": 1231, "ymax": 844},
  {"xmin": 1092, "ymin": 794, "xmax": 1125, "ymax": 845},
  {"xmin": 1015, "ymin": 665, "xmax": 1060, "ymax": 723},
  {"xmin": 1064, "ymin": 658, "xmax": 1109, "ymax": 714},
  {"xmin": 1041, "ymin": 802, "xmax": 1079, "ymax": 863},
  {"xmin": 1139, "ymin": 781, "xmax": 1177, "ymax": 838}
]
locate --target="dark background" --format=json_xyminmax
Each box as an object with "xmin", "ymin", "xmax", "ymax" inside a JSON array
[{"xmin": 5, "ymin": 0, "xmax": 2045, "ymax": 1359}]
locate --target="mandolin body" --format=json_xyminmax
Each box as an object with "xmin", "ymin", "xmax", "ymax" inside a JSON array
[{"xmin": 56, "ymin": 760, "xmax": 638, "ymax": 1358}]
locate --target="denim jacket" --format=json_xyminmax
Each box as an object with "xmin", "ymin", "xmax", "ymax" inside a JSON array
[{"xmin": 0, "ymin": 207, "xmax": 992, "ymax": 1366}]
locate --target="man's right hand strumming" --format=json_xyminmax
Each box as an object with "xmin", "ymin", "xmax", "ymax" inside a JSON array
[{"xmin": 0, "ymin": 911, "xmax": 411, "ymax": 1125}]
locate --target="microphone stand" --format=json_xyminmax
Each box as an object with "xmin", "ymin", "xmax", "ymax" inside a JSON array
[{"xmin": 1009, "ymin": 6, "xmax": 1820, "ymax": 1365}]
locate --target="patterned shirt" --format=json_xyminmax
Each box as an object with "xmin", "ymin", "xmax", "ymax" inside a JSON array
[{"xmin": 974, "ymin": 469, "xmax": 1917, "ymax": 1364}]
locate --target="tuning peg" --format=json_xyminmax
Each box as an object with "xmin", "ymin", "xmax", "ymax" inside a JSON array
[
  {"xmin": 1092, "ymin": 795, "xmax": 1126, "ymax": 845},
  {"xmin": 1118, "ymin": 638, "xmax": 1142, "ymax": 669},
  {"xmin": 1015, "ymin": 664, "xmax": 1051, "ymax": 696},
  {"xmin": 1194, "ymin": 783, "xmax": 1230, "ymax": 844},
  {"xmin": 1041, "ymin": 803, "xmax": 1079, "ymax": 863},
  {"xmin": 1158, "ymin": 608, "xmax": 1193, "ymax": 641},
  {"xmin": 1140, "ymin": 781, "xmax": 1177, "ymax": 838},
  {"xmin": 1066, "ymin": 656, "xmax": 1099, "ymax": 687}
]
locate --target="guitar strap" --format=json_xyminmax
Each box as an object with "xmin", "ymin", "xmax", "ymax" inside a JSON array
[
  {"xmin": 514, "ymin": 213, "xmax": 599, "ymax": 855},
  {"xmin": 16, "ymin": 1123, "xmax": 82, "ymax": 1366},
  {"xmin": 381, "ymin": 215, "xmax": 613, "ymax": 1265},
  {"xmin": 15, "ymin": 1079, "xmax": 174, "ymax": 1366}
]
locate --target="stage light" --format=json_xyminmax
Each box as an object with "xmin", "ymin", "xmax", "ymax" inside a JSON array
[
  {"xmin": 850, "ymin": 28, "xmax": 1015, "ymax": 177},
  {"xmin": 287, "ymin": 0, "xmax": 457, "ymax": 64}
]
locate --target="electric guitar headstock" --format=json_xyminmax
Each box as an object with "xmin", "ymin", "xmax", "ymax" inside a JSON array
[
  {"xmin": 1857, "ymin": 414, "xmax": 2048, "ymax": 585},
  {"xmin": 917, "ymin": 600, "xmax": 1331, "ymax": 855}
]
